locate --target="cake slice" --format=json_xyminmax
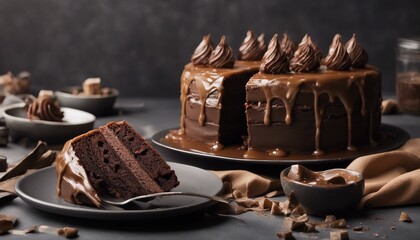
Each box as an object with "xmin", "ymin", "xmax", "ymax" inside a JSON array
[{"xmin": 56, "ymin": 121, "xmax": 179, "ymax": 207}]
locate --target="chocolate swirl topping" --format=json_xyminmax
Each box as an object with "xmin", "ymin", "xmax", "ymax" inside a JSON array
[
  {"xmin": 209, "ymin": 36, "xmax": 235, "ymax": 68},
  {"xmin": 290, "ymin": 34, "xmax": 320, "ymax": 72},
  {"xmin": 325, "ymin": 34, "xmax": 352, "ymax": 71},
  {"xmin": 191, "ymin": 34, "xmax": 214, "ymax": 66},
  {"xmin": 238, "ymin": 31, "xmax": 264, "ymax": 61},
  {"xmin": 27, "ymin": 97, "xmax": 64, "ymax": 122},
  {"xmin": 280, "ymin": 33, "xmax": 296, "ymax": 59},
  {"xmin": 258, "ymin": 33, "xmax": 267, "ymax": 53},
  {"xmin": 345, "ymin": 33, "xmax": 369, "ymax": 68},
  {"xmin": 259, "ymin": 34, "xmax": 289, "ymax": 74}
]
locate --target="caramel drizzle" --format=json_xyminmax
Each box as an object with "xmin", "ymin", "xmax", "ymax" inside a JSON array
[{"xmin": 258, "ymin": 67, "xmax": 379, "ymax": 155}]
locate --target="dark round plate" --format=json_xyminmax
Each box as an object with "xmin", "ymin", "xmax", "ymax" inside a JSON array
[
  {"xmin": 15, "ymin": 162, "xmax": 223, "ymax": 220},
  {"xmin": 151, "ymin": 124, "xmax": 409, "ymax": 165}
]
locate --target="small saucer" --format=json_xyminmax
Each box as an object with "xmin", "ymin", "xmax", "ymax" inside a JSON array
[
  {"xmin": 55, "ymin": 87, "xmax": 119, "ymax": 116},
  {"xmin": 280, "ymin": 165, "xmax": 364, "ymax": 216},
  {"xmin": 2, "ymin": 103, "xmax": 95, "ymax": 143}
]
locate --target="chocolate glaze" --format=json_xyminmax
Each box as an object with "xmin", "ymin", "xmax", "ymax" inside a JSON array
[
  {"xmin": 246, "ymin": 65, "xmax": 381, "ymax": 155},
  {"xmin": 56, "ymin": 141, "xmax": 102, "ymax": 207},
  {"xmin": 286, "ymin": 164, "xmax": 361, "ymax": 186}
]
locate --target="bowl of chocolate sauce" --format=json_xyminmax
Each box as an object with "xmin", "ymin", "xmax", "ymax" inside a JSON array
[{"xmin": 280, "ymin": 164, "xmax": 364, "ymax": 216}]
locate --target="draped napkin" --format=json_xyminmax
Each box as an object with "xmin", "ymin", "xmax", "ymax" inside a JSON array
[{"xmin": 212, "ymin": 138, "xmax": 420, "ymax": 210}]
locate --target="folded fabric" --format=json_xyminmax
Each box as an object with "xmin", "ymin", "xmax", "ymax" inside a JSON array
[{"xmin": 347, "ymin": 138, "xmax": 420, "ymax": 208}]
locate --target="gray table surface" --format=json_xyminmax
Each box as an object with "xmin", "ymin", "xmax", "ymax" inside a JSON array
[{"xmin": 0, "ymin": 97, "xmax": 419, "ymax": 240}]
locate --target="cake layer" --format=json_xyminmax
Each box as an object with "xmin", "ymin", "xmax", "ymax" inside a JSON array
[
  {"xmin": 245, "ymin": 66, "xmax": 382, "ymax": 154},
  {"xmin": 180, "ymin": 62, "xmax": 259, "ymax": 147}
]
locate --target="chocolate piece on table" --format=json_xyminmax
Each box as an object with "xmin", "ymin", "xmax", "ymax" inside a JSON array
[
  {"xmin": 0, "ymin": 126, "xmax": 8, "ymax": 148},
  {"xmin": 330, "ymin": 230, "xmax": 349, "ymax": 240},
  {"xmin": 0, "ymin": 155, "xmax": 7, "ymax": 172},
  {"xmin": 0, "ymin": 214, "xmax": 16, "ymax": 234},
  {"xmin": 399, "ymin": 212, "xmax": 412, "ymax": 222},
  {"xmin": 276, "ymin": 230, "xmax": 294, "ymax": 240}
]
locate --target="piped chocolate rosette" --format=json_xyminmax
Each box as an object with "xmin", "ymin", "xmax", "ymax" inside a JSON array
[
  {"xmin": 290, "ymin": 34, "xmax": 320, "ymax": 72},
  {"xmin": 26, "ymin": 90, "xmax": 64, "ymax": 122},
  {"xmin": 238, "ymin": 31, "xmax": 265, "ymax": 61}
]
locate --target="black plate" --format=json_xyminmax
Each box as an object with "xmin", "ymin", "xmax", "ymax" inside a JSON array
[
  {"xmin": 15, "ymin": 162, "xmax": 223, "ymax": 220},
  {"xmin": 151, "ymin": 124, "xmax": 409, "ymax": 165}
]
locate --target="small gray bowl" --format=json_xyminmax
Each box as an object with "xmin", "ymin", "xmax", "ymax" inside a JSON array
[
  {"xmin": 2, "ymin": 103, "xmax": 95, "ymax": 143},
  {"xmin": 280, "ymin": 166, "xmax": 364, "ymax": 216},
  {"xmin": 55, "ymin": 86, "xmax": 119, "ymax": 116}
]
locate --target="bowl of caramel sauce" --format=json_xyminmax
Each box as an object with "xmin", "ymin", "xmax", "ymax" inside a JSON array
[{"xmin": 281, "ymin": 164, "xmax": 364, "ymax": 216}]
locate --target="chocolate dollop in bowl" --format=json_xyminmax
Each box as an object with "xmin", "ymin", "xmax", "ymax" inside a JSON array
[
  {"xmin": 280, "ymin": 164, "xmax": 364, "ymax": 216},
  {"xmin": 55, "ymin": 86, "xmax": 119, "ymax": 116},
  {"xmin": 1, "ymin": 103, "xmax": 95, "ymax": 143}
]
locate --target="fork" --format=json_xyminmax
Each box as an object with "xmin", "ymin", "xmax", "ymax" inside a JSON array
[{"xmin": 100, "ymin": 191, "xmax": 230, "ymax": 207}]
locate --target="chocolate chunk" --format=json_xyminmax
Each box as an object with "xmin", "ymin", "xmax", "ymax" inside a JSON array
[
  {"xmin": 277, "ymin": 230, "xmax": 295, "ymax": 239},
  {"xmin": 0, "ymin": 126, "xmax": 8, "ymax": 147},
  {"xmin": 0, "ymin": 214, "xmax": 16, "ymax": 234},
  {"xmin": 330, "ymin": 229, "xmax": 349, "ymax": 240},
  {"xmin": 0, "ymin": 155, "xmax": 7, "ymax": 172},
  {"xmin": 399, "ymin": 212, "xmax": 412, "ymax": 223}
]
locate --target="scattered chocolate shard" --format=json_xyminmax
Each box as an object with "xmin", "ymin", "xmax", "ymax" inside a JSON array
[
  {"xmin": 283, "ymin": 217, "xmax": 306, "ymax": 230},
  {"xmin": 352, "ymin": 225, "xmax": 365, "ymax": 231},
  {"xmin": 9, "ymin": 225, "xmax": 37, "ymax": 235},
  {"xmin": 0, "ymin": 214, "xmax": 16, "ymax": 234},
  {"xmin": 325, "ymin": 215, "xmax": 337, "ymax": 222},
  {"xmin": 270, "ymin": 203, "xmax": 282, "ymax": 215},
  {"xmin": 390, "ymin": 226, "xmax": 396, "ymax": 230},
  {"xmin": 61, "ymin": 227, "xmax": 79, "ymax": 238},
  {"xmin": 232, "ymin": 190, "xmax": 242, "ymax": 199},
  {"xmin": 0, "ymin": 155, "xmax": 7, "ymax": 172},
  {"xmin": 399, "ymin": 212, "xmax": 412, "ymax": 223},
  {"xmin": 290, "ymin": 205, "xmax": 306, "ymax": 218},
  {"xmin": 330, "ymin": 229, "xmax": 349, "ymax": 240},
  {"xmin": 303, "ymin": 223, "xmax": 317, "ymax": 233},
  {"xmin": 329, "ymin": 219, "xmax": 348, "ymax": 229},
  {"xmin": 38, "ymin": 225, "xmax": 79, "ymax": 238},
  {"xmin": 277, "ymin": 230, "xmax": 295, "ymax": 239}
]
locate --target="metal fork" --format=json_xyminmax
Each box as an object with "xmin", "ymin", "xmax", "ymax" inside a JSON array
[{"xmin": 100, "ymin": 191, "xmax": 229, "ymax": 207}]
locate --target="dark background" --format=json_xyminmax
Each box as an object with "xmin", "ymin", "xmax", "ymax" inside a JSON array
[{"xmin": 0, "ymin": 0, "xmax": 419, "ymax": 97}]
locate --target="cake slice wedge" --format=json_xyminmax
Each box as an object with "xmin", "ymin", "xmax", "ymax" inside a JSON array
[{"xmin": 56, "ymin": 121, "xmax": 179, "ymax": 207}]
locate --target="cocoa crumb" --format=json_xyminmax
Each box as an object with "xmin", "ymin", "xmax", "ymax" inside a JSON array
[{"xmin": 399, "ymin": 212, "xmax": 412, "ymax": 223}]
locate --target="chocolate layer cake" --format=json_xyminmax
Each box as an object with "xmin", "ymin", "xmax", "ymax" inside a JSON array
[
  {"xmin": 246, "ymin": 34, "xmax": 381, "ymax": 155},
  {"xmin": 56, "ymin": 121, "xmax": 179, "ymax": 207},
  {"xmin": 175, "ymin": 35, "xmax": 261, "ymax": 148}
]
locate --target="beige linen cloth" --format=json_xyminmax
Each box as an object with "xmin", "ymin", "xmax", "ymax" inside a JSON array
[{"xmin": 212, "ymin": 138, "xmax": 420, "ymax": 209}]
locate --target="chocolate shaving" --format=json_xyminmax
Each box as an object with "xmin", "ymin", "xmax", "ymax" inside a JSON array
[
  {"xmin": 277, "ymin": 230, "xmax": 295, "ymax": 240},
  {"xmin": 0, "ymin": 215, "xmax": 16, "ymax": 234},
  {"xmin": 399, "ymin": 212, "xmax": 412, "ymax": 222},
  {"xmin": 330, "ymin": 229, "xmax": 349, "ymax": 240}
]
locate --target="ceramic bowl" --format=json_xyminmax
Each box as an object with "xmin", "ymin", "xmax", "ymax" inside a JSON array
[
  {"xmin": 55, "ymin": 87, "xmax": 119, "ymax": 116},
  {"xmin": 2, "ymin": 103, "xmax": 95, "ymax": 143},
  {"xmin": 280, "ymin": 166, "xmax": 364, "ymax": 216}
]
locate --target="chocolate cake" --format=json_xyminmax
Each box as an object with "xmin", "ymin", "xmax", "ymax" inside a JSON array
[
  {"xmin": 56, "ymin": 121, "xmax": 179, "ymax": 207},
  {"xmin": 172, "ymin": 34, "xmax": 261, "ymax": 149},
  {"xmin": 167, "ymin": 32, "xmax": 381, "ymax": 158},
  {"xmin": 246, "ymin": 34, "xmax": 381, "ymax": 155}
]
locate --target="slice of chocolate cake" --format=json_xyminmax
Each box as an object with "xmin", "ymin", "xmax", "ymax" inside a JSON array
[{"xmin": 56, "ymin": 121, "xmax": 179, "ymax": 207}]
